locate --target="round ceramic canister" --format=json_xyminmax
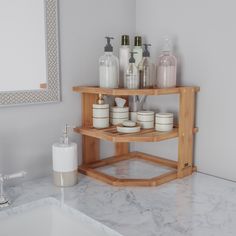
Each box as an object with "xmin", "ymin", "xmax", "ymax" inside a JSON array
[
  {"xmin": 155, "ymin": 113, "xmax": 174, "ymax": 124},
  {"xmin": 137, "ymin": 111, "xmax": 155, "ymax": 122},
  {"xmin": 93, "ymin": 104, "xmax": 109, "ymax": 118},
  {"xmin": 138, "ymin": 120, "xmax": 154, "ymax": 129}
]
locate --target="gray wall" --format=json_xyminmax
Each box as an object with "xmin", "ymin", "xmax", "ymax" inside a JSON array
[
  {"xmin": 0, "ymin": 0, "xmax": 136, "ymax": 180},
  {"xmin": 136, "ymin": 0, "xmax": 236, "ymax": 181}
]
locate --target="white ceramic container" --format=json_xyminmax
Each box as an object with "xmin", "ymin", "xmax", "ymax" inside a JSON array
[
  {"xmin": 155, "ymin": 123, "xmax": 173, "ymax": 132},
  {"xmin": 111, "ymin": 118, "xmax": 128, "ymax": 125},
  {"xmin": 93, "ymin": 106, "xmax": 109, "ymax": 118},
  {"xmin": 137, "ymin": 111, "xmax": 155, "ymax": 122},
  {"xmin": 138, "ymin": 120, "xmax": 154, "ymax": 129},
  {"xmin": 122, "ymin": 120, "xmax": 136, "ymax": 127},
  {"xmin": 93, "ymin": 117, "xmax": 109, "ymax": 129}
]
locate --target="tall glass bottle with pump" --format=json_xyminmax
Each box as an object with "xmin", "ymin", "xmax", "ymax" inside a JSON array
[
  {"xmin": 156, "ymin": 38, "xmax": 177, "ymax": 88},
  {"xmin": 99, "ymin": 37, "xmax": 119, "ymax": 88},
  {"xmin": 133, "ymin": 36, "xmax": 143, "ymax": 68},
  {"xmin": 119, "ymin": 35, "xmax": 130, "ymax": 88},
  {"xmin": 125, "ymin": 52, "xmax": 139, "ymax": 89},
  {"xmin": 139, "ymin": 44, "xmax": 155, "ymax": 88}
]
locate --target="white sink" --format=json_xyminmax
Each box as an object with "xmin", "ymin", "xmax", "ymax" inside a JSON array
[{"xmin": 0, "ymin": 198, "xmax": 122, "ymax": 236}]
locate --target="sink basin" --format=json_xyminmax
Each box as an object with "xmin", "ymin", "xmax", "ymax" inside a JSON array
[{"xmin": 0, "ymin": 198, "xmax": 122, "ymax": 236}]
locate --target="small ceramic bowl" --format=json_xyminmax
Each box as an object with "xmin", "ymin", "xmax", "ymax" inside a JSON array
[
  {"xmin": 93, "ymin": 117, "xmax": 109, "ymax": 129},
  {"xmin": 117, "ymin": 125, "xmax": 141, "ymax": 133}
]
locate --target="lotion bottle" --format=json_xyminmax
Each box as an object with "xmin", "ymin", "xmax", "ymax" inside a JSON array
[
  {"xmin": 133, "ymin": 36, "xmax": 143, "ymax": 68},
  {"xmin": 119, "ymin": 35, "xmax": 130, "ymax": 88},
  {"xmin": 99, "ymin": 37, "xmax": 119, "ymax": 88},
  {"xmin": 156, "ymin": 38, "xmax": 177, "ymax": 88}
]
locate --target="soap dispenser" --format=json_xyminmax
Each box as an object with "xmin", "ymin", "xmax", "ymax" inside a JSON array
[
  {"xmin": 156, "ymin": 37, "xmax": 177, "ymax": 88},
  {"xmin": 125, "ymin": 51, "xmax": 140, "ymax": 89},
  {"xmin": 139, "ymin": 44, "xmax": 155, "ymax": 88},
  {"xmin": 99, "ymin": 36, "xmax": 119, "ymax": 88},
  {"xmin": 52, "ymin": 124, "xmax": 78, "ymax": 187}
]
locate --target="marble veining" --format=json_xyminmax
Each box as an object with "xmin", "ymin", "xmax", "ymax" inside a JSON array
[
  {"xmin": 96, "ymin": 158, "xmax": 174, "ymax": 179},
  {"xmin": 2, "ymin": 173, "xmax": 236, "ymax": 236}
]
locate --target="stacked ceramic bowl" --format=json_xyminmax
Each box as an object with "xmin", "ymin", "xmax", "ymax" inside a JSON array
[
  {"xmin": 110, "ymin": 106, "xmax": 129, "ymax": 125},
  {"xmin": 93, "ymin": 104, "xmax": 109, "ymax": 128},
  {"xmin": 137, "ymin": 111, "xmax": 155, "ymax": 129},
  {"xmin": 155, "ymin": 113, "xmax": 174, "ymax": 132}
]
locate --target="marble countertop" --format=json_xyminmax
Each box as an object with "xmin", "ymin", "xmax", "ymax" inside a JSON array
[{"xmin": 3, "ymin": 172, "xmax": 236, "ymax": 236}]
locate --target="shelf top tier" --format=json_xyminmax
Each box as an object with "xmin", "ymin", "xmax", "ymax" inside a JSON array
[{"xmin": 73, "ymin": 86, "xmax": 200, "ymax": 96}]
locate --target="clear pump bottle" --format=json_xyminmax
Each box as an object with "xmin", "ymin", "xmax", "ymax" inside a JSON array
[
  {"xmin": 156, "ymin": 38, "xmax": 177, "ymax": 88},
  {"xmin": 139, "ymin": 44, "xmax": 155, "ymax": 88},
  {"xmin": 99, "ymin": 37, "xmax": 119, "ymax": 88},
  {"xmin": 125, "ymin": 52, "xmax": 139, "ymax": 89}
]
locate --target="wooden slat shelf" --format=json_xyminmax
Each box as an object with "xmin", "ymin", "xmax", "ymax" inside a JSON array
[
  {"xmin": 73, "ymin": 86, "xmax": 200, "ymax": 96},
  {"xmin": 74, "ymin": 126, "xmax": 198, "ymax": 143}
]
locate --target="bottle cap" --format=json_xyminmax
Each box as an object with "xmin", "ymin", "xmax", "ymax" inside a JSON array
[
  {"xmin": 129, "ymin": 51, "xmax": 137, "ymax": 63},
  {"xmin": 143, "ymin": 44, "xmax": 151, "ymax": 57},
  {"xmin": 104, "ymin": 36, "xmax": 114, "ymax": 52},
  {"xmin": 134, "ymin": 36, "xmax": 142, "ymax": 46},
  {"xmin": 162, "ymin": 37, "xmax": 173, "ymax": 52},
  {"xmin": 121, "ymin": 35, "xmax": 130, "ymax": 46}
]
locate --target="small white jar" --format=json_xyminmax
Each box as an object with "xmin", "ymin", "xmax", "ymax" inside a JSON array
[
  {"xmin": 93, "ymin": 104, "xmax": 109, "ymax": 129},
  {"xmin": 155, "ymin": 113, "xmax": 174, "ymax": 132},
  {"xmin": 110, "ymin": 106, "xmax": 129, "ymax": 125}
]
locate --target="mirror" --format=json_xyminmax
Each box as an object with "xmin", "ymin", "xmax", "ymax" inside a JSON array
[{"xmin": 0, "ymin": 0, "xmax": 60, "ymax": 106}]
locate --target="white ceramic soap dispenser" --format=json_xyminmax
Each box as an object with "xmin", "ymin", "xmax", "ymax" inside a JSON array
[{"xmin": 52, "ymin": 124, "xmax": 78, "ymax": 187}]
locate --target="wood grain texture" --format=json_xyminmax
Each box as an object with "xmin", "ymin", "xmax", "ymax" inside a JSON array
[
  {"xmin": 177, "ymin": 88, "xmax": 196, "ymax": 178},
  {"xmin": 82, "ymin": 93, "xmax": 100, "ymax": 164},
  {"xmin": 73, "ymin": 86, "xmax": 200, "ymax": 96}
]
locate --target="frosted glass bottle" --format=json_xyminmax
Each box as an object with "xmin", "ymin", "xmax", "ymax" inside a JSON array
[
  {"xmin": 156, "ymin": 38, "xmax": 177, "ymax": 88},
  {"xmin": 125, "ymin": 52, "xmax": 139, "ymax": 89},
  {"xmin": 99, "ymin": 37, "xmax": 119, "ymax": 88},
  {"xmin": 119, "ymin": 35, "xmax": 130, "ymax": 88}
]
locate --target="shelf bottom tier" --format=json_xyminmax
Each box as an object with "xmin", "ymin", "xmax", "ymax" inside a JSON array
[{"xmin": 78, "ymin": 152, "xmax": 196, "ymax": 187}]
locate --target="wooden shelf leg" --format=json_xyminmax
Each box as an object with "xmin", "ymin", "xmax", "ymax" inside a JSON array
[
  {"xmin": 177, "ymin": 88, "xmax": 196, "ymax": 178},
  {"xmin": 115, "ymin": 143, "xmax": 130, "ymax": 156},
  {"xmin": 82, "ymin": 93, "xmax": 100, "ymax": 164}
]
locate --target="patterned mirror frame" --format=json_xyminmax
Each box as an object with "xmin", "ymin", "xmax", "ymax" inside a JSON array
[{"xmin": 0, "ymin": 0, "xmax": 60, "ymax": 107}]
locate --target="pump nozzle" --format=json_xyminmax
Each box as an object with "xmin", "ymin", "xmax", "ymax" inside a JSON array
[
  {"xmin": 104, "ymin": 36, "xmax": 114, "ymax": 52},
  {"xmin": 143, "ymin": 44, "xmax": 151, "ymax": 57},
  {"xmin": 61, "ymin": 124, "xmax": 70, "ymax": 145},
  {"xmin": 129, "ymin": 51, "xmax": 137, "ymax": 63}
]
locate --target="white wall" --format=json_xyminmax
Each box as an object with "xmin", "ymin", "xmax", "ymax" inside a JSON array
[
  {"xmin": 0, "ymin": 0, "xmax": 135, "ymax": 180},
  {"xmin": 136, "ymin": 0, "xmax": 236, "ymax": 181}
]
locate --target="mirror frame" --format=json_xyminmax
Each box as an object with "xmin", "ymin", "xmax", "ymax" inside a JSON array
[{"xmin": 0, "ymin": 0, "xmax": 60, "ymax": 107}]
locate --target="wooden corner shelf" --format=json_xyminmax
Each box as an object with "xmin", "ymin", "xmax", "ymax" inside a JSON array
[{"xmin": 73, "ymin": 86, "xmax": 199, "ymax": 187}]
